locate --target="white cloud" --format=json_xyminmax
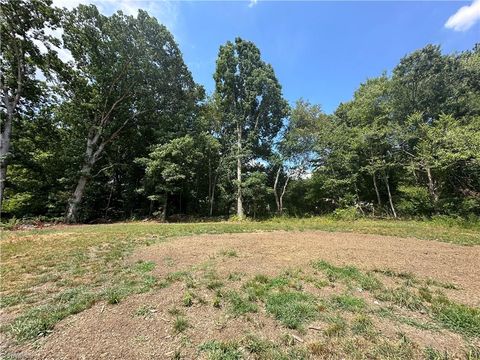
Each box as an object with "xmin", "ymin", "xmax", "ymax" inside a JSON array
[
  {"xmin": 445, "ymin": 0, "xmax": 480, "ymax": 31},
  {"xmin": 248, "ymin": 0, "xmax": 258, "ymax": 8}
]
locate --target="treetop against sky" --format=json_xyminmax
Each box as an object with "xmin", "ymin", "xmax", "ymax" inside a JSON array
[{"xmin": 51, "ymin": 0, "xmax": 480, "ymax": 114}]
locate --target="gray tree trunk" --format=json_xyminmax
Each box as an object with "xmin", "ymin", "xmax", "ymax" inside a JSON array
[
  {"xmin": 426, "ymin": 166, "xmax": 438, "ymax": 206},
  {"xmin": 161, "ymin": 193, "xmax": 168, "ymax": 221},
  {"xmin": 0, "ymin": 114, "xmax": 12, "ymax": 211},
  {"xmin": 65, "ymin": 126, "xmax": 108, "ymax": 223},
  {"xmin": 279, "ymin": 175, "xmax": 289, "ymax": 215},
  {"xmin": 383, "ymin": 173, "xmax": 397, "ymax": 218},
  {"xmin": 372, "ymin": 172, "xmax": 382, "ymax": 207},
  {"xmin": 273, "ymin": 166, "xmax": 281, "ymax": 213},
  {"xmin": 236, "ymin": 124, "xmax": 244, "ymax": 219},
  {"xmin": 65, "ymin": 165, "xmax": 91, "ymax": 223}
]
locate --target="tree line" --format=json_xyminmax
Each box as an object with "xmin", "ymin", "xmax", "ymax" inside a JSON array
[{"xmin": 1, "ymin": 0, "xmax": 479, "ymax": 223}]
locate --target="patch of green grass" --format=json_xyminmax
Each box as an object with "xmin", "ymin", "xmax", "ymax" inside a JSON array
[
  {"xmin": 219, "ymin": 249, "xmax": 238, "ymax": 258},
  {"xmin": 227, "ymin": 272, "xmax": 244, "ymax": 281},
  {"xmin": 331, "ymin": 294, "xmax": 366, "ymax": 312},
  {"xmin": 431, "ymin": 298, "xmax": 480, "ymax": 337},
  {"xmin": 8, "ymin": 287, "xmax": 96, "ymax": 341},
  {"xmin": 182, "ymin": 291, "xmax": 194, "ymax": 307},
  {"xmin": 243, "ymin": 334, "xmax": 308, "ymax": 359},
  {"xmin": 213, "ymin": 294, "xmax": 222, "ymax": 308},
  {"xmin": 105, "ymin": 287, "xmax": 126, "ymax": 304},
  {"xmin": 168, "ymin": 306, "xmax": 184, "ymax": 316},
  {"xmin": 371, "ymin": 335, "xmax": 415, "ymax": 359},
  {"xmin": 374, "ymin": 306, "xmax": 440, "ymax": 331},
  {"xmin": 419, "ymin": 286, "xmax": 434, "ymax": 303},
  {"xmin": 312, "ymin": 260, "xmax": 382, "ymax": 291},
  {"xmin": 226, "ymin": 290, "xmax": 258, "ymax": 316},
  {"xmin": 203, "ymin": 269, "xmax": 224, "ymax": 290},
  {"xmin": 243, "ymin": 275, "xmax": 273, "ymax": 301},
  {"xmin": 426, "ymin": 278, "xmax": 459, "ymax": 290},
  {"xmin": 0, "ymin": 293, "xmax": 25, "ymax": 308},
  {"xmin": 424, "ymin": 347, "xmax": 451, "ymax": 360},
  {"xmin": 323, "ymin": 316, "xmax": 347, "ymax": 337},
  {"xmin": 133, "ymin": 260, "xmax": 156, "ymax": 273},
  {"xmin": 374, "ymin": 286, "xmax": 425, "ymax": 311},
  {"xmin": 199, "ymin": 340, "xmax": 243, "ymax": 360},
  {"xmin": 206, "ymin": 280, "xmax": 224, "ymax": 290},
  {"xmin": 265, "ymin": 291, "xmax": 317, "ymax": 330},
  {"xmin": 351, "ymin": 314, "xmax": 374, "ymax": 335},
  {"xmin": 173, "ymin": 316, "xmax": 189, "ymax": 333}
]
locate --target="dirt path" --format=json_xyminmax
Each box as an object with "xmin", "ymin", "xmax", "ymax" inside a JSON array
[{"xmin": 7, "ymin": 231, "xmax": 480, "ymax": 359}]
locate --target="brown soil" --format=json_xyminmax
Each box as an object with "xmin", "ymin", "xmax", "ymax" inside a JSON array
[
  {"xmin": 131, "ymin": 230, "xmax": 480, "ymax": 306},
  {"xmin": 4, "ymin": 230, "xmax": 480, "ymax": 359}
]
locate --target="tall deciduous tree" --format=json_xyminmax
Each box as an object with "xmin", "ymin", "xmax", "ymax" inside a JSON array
[
  {"xmin": 213, "ymin": 37, "xmax": 288, "ymax": 219},
  {"xmin": 0, "ymin": 0, "xmax": 60, "ymax": 210},
  {"xmin": 61, "ymin": 5, "xmax": 197, "ymax": 222}
]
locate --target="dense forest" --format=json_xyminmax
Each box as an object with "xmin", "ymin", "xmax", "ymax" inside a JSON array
[{"xmin": 1, "ymin": 0, "xmax": 479, "ymax": 223}]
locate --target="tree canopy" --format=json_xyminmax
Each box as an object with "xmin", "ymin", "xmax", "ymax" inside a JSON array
[{"xmin": 1, "ymin": 1, "xmax": 479, "ymax": 223}]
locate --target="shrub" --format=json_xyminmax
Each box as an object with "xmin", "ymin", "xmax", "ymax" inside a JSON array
[
  {"xmin": 331, "ymin": 207, "xmax": 360, "ymax": 221},
  {"xmin": 397, "ymin": 186, "xmax": 433, "ymax": 216}
]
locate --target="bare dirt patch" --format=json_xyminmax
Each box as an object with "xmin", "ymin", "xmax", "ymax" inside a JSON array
[{"xmin": 132, "ymin": 230, "xmax": 480, "ymax": 306}]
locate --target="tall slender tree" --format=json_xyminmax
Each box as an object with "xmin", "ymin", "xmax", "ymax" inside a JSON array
[{"xmin": 213, "ymin": 37, "xmax": 288, "ymax": 218}]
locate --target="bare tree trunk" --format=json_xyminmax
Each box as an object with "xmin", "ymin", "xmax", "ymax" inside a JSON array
[
  {"xmin": 372, "ymin": 172, "xmax": 381, "ymax": 207},
  {"xmin": 411, "ymin": 161, "xmax": 418, "ymax": 185},
  {"xmin": 162, "ymin": 193, "xmax": 168, "ymax": 221},
  {"xmin": 1, "ymin": 51, "xmax": 22, "ymax": 211},
  {"xmin": 426, "ymin": 166, "xmax": 438, "ymax": 206},
  {"xmin": 0, "ymin": 115, "xmax": 12, "ymax": 211},
  {"xmin": 279, "ymin": 175, "xmax": 289, "ymax": 215},
  {"xmin": 273, "ymin": 166, "xmax": 281, "ymax": 213},
  {"xmin": 65, "ymin": 165, "xmax": 91, "ymax": 223},
  {"xmin": 383, "ymin": 172, "xmax": 397, "ymax": 218},
  {"xmin": 236, "ymin": 124, "xmax": 244, "ymax": 219}
]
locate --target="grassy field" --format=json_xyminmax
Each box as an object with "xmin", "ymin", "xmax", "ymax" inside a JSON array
[{"xmin": 0, "ymin": 217, "xmax": 479, "ymax": 359}]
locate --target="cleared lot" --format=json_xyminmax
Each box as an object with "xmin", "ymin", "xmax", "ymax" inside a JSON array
[{"xmin": 1, "ymin": 219, "xmax": 479, "ymax": 359}]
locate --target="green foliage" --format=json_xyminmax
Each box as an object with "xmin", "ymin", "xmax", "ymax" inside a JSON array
[
  {"xmin": 331, "ymin": 207, "xmax": 361, "ymax": 221},
  {"xmin": 397, "ymin": 186, "xmax": 434, "ymax": 216}
]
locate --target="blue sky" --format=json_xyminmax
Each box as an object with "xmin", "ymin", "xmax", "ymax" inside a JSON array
[{"xmin": 57, "ymin": 0, "xmax": 480, "ymax": 114}]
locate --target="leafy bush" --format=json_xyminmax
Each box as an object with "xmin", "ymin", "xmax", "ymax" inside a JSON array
[
  {"xmin": 1, "ymin": 193, "xmax": 33, "ymax": 217},
  {"xmin": 397, "ymin": 186, "xmax": 433, "ymax": 216},
  {"xmin": 331, "ymin": 207, "xmax": 360, "ymax": 221}
]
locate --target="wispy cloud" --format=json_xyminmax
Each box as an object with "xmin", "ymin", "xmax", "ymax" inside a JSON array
[
  {"xmin": 248, "ymin": 0, "xmax": 258, "ymax": 8},
  {"xmin": 445, "ymin": 0, "xmax": 480, "ymax": 31}
]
